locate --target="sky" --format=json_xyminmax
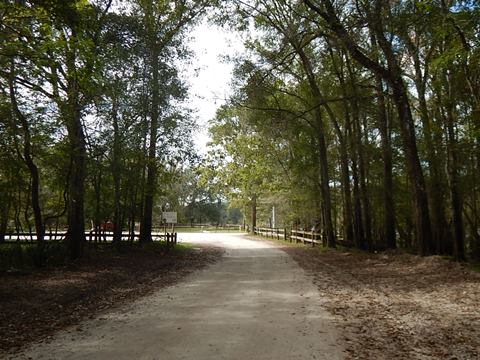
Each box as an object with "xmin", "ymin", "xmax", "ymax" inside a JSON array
[{"xmin": 183, "ymin": 21, "xmax": 245, "ymax": 154}]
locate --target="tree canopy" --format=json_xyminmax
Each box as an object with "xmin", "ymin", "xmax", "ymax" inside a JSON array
[
  {"xmin": 0, "ymin": 0, "xmax": 479, "ymax": 262},
  {"xmin": 205, "ymin": 0, "xmax": 480, "ymax": 260}
]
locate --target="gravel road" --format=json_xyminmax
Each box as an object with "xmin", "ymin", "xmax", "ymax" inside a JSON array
[{"xmin": 17, "ymin": 233, "xmax": 342, "ymax": 360}]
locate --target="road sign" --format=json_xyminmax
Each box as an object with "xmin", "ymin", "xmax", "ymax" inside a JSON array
[{"xmin": 162, "ymin": 212, "xmax": 177, "ymax": 224}]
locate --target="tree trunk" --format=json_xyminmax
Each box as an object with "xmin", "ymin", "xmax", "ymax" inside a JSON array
[
  {"xmin": 304, "ymin": 0, "xmax": 433, "ymax": 255},
  {"xmin": 8, "ymin": 61, "xmax": 45, "ymax": 248},
  {"xmin": 444, "ymin": 73, "xmax": 465, "ymax": 261},
  {"xmin": 54, "ymin": 29, "xmax": 87, "ymax": 260},
  {"xmin": 375, "ymin": 75, "xmax": 396, "ymax": 249},
  {"xmin": 112, "ymin": 94, "xmax": 122, "ymax": 249},
  {"xmin": 66, "ymin": 105, "xmax": 86, "ymax": 259},
  {"xmin": 296, "ymin": 46, "xmax": 336, "ymax": 248},
  {"xmin": 390, "ymin": 81, "xmax": 433, "ymax": 255},
  {"xmin": 140, "ymin": 3, "xmax": 160, "ymax": 245},
  {"xmin": 251, "ymin": 194, "xmax": 257, "ymax": 233},
  {"xmin": 0, "ymin": 204, "xmax": 9, "ymax": 243},
  {"xmin": 351, "ymin": 136, "xmax": 365, "ymax": 249},
  {"xmin": 329, "ymin": 52, "xmax": 355, "ymax": 245},
  {"xmin": 314, "ymin": 122, "xmax": 336, "ymax": 248},
  {"xmin": 346, "ymin": 56, "xmax": 372, "ymax": 249},
  {"xmin": 370, "ymin": 3, "xmax": 433, "ymax": 255},
  {"xmin": 446, "ymin": 118, "xmax": 465, "ymax": 261},
  {"xmin": 410, "ymin": 50, "xmax": 447, "ymax": 254},
  {"xmin": 349, "ymin": 81, "xmax": 372, "ymax": 249},
  {"xmin": 93, "ymin": 162, "xmax": 102, "ymax": 246},
  {"xmin": 339, "ymin": 139, "xmax": 354, "ymax": 243},
  {"xmin": 345, "ymin": 109, "xmax": 365, "ymax": 249}
]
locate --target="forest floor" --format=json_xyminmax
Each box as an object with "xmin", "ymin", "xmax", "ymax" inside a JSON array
[
  {"xmin": 282, "ymin": 244, "xmax": 480, "ymax": 359},
  {"xmin": 0, "ymin": 243, "xmax": 223, "ymax": 356}
]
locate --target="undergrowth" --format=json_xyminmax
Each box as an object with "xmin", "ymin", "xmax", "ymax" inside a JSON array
[{"xmin": 0, "ymin": 240, "xmax": 188, "ymax": 273}]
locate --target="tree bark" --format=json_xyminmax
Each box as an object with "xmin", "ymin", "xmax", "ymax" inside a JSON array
[
  {"xmin": 444, "ymin": 72, "xmax": 465, "ymax": 261},
  {"xmin": 304, "ymin": 0, "xmax": 433, "ymax": 254},
  {"xmin": 326, "ymin": 46, "xmax": 354, "ymax": 244},
  {"xmin": 408, "ymin": 42, "xmax": 447, "ymax": 254},
  {"xmin": 112, "ymin": 93, "xmax": 122, "ymax": 249},
  {"xmin": 251, "ymin": 194, "xmax": 257, "ymax": 232},
  {"xmin": 295, "ymin": 46, "xmax": 336, "ymax": 248},
  {"xmin": 0, "ymin": 210, "xmax": 7, "ymax": 243},
  {"xmin": 65, "ymin": 104, "xmax": 86, "ymax": 259},
  {"xmin": 140, "ymin": 2, "xmax": 160, "ymax": 245},
  {"xmin": 60, "ymin": 30, "xmax": 87, "ymax": 259},
  {"xmin": 390, "ymin": 80, "xmax": 433, "ymax": 255},
  {"xmin": 349, "ymin": 121, "xmax": 365, "ymax": 249},
  {"xmin": 8, "ymin": 60, "xmax": 44, "ymax": 247},
  {"xmin": 345, "ymin": 59, "xmax": 372, "ymax": 249},
  {"xmin": 339, "ymin": 138, "xmax": 354, "ymax": 243},
  {"xmin": 375, "ymin": 75, "xmax": 396, "ymax": 249},
  {"xmin": 93, "ymin": 162, "xmax": 102, "ymax": 246}
]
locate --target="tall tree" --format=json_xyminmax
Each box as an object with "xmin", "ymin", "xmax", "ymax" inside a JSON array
[
  {"xmin": 137, "ymin": 0, "xmax": 210, "ymax": 243},
  {"xmin": 304, "ymin": 0, "xmax": 433, "ymax": 255}
]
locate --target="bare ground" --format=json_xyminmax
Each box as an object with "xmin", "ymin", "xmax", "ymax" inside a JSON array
[
  {"xmin": 11, "ymin": 233, "xmax": 342, "ymax": 360},
  {"xmin": 283, "ymin": 245, "xmax": 480, "ymax": 360},
  {"xmin": 3, "ymin": 235, "xmax": 479, "ymax": 360},
  {"xmin": 0, "ymin": 243, "xmax": 223, "ymax": 356}
]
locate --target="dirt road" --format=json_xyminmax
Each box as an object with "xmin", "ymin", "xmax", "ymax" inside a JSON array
[{"xmin": 17, "ymin": 233, "xmax": 342, "ymax": 360}]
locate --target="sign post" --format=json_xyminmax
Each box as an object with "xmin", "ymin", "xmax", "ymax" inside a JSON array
[
  {"xmin": 162, "ymin": 212, "xmax": 177, "ymax": 233},
  {"xmin": 162, "ymin": 212, "xmax": 177, "ymax": 224}
]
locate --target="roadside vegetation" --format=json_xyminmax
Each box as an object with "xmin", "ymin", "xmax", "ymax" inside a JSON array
[
  {"xmin": 1, "ymin": 1, "xmax": 479, "ymax": 358},
  {"xmin": 0, "ymin": 0, "xmax": 241, "ymax": 269},
  {"xmin": 204, "ymin": 1, "xmax": 480, "ymax": 264}
]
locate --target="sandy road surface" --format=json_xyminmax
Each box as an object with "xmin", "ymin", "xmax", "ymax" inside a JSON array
[{"xmin": 16, "ymin": 233, "xmax": 342, "ymax": 360}]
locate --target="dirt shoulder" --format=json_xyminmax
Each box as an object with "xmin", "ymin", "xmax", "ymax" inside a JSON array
[
  {"xmin": 281, "ymin": 244, "xmax": 480, "ymax": 359},
  {"xmin": 0, "ymin": 243, "xmax": 223, "ymax": 355}
]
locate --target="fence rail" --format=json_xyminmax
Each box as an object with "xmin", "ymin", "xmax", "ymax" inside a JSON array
[
  {"xmin": 254, "ymin": 227, "xmax": 350, "ymax": 247},
  {"xmin": 254, "ymin": 227, "xmax": 287, "ymax": 241},
  {"xmin": 2, "ymin": 231, "xmax": 177, "ymax": 245},
  {"xmin": 174, "ymin": 224, "xmax": 242, "ymax": 231},
  {"xmin": 290, "ymin": 229, "xmax": 323, "ymax": 245}
]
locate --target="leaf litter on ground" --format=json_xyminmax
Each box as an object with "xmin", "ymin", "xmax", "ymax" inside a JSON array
[
  {"xmin": 282, "ymin": 246, "xmax": 480, "ymax": 360},
  {"xmin": 0, "ymin": 244, "xmax": 223, "ymax": 356}
]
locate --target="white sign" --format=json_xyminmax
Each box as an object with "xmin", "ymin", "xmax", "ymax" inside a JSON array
[{"xmin": 162, "ymin": 212, "xmax": 177, "ymax": 224}]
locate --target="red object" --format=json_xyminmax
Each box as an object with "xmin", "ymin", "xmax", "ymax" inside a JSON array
[{"xmin": 100, "ymin": 221, "xmax": 113, "ymax": 232}]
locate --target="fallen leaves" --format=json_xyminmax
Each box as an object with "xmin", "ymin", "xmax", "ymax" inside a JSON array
[
  {"xmin": 0, "ymin": 245, "xmax": 223, "ymax": 356},
  {"xmin": 283, "ymin": 247, "xmax": 480, "ymax": 360}
]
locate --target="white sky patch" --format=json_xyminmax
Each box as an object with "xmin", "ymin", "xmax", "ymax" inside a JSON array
[{"xmin": 184, "ymin": 21, "xmax": 245, "ymax": 155}]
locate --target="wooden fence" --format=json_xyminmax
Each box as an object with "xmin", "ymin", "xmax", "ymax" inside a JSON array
[
  {"xmin": 290, "ymin": 229, "xmax": 323, "ymax": 245},
  {"xmin": 2, "ymin": 231, "xmax": 177, "ymax": 245},
  {"xmin": 254, "ymin": 227, "xmax": 350, "ymax": 247},
  {"xmin": 254, "ymin": 227, "xmax": 287, "ymax": 241},
  {"xmin": 168, "ymin": 224, "xmax": 242, "ymax": 231}
]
